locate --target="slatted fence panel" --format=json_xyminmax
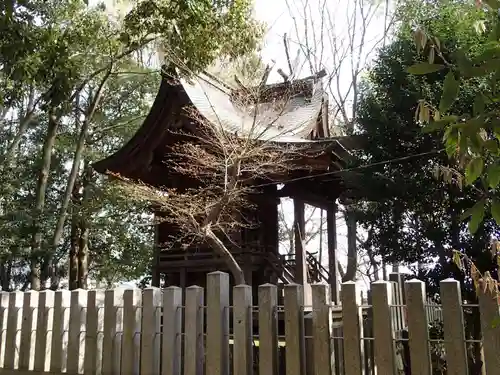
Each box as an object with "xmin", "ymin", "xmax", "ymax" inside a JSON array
[{"xmin": 0, "ymin": 274, "xmax": 497, "ymax": 375}]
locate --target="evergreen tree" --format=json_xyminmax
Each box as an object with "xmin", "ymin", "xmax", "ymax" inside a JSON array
[
  {"xmin": 0, "ymin": 0, "xmax": 263, "ymax": 290},
  {"xmin": 354, "ymin": 0, "xmax": 498, "ymax": 298}
]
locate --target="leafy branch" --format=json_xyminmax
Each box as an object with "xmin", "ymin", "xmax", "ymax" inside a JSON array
[{"xmin": 408, "ymin": 0, "xmax": 500, "ymax": 234}]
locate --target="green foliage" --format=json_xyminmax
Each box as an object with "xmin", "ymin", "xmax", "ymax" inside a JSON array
[
  {"xmin": 122, "ymin": 0, "xmax": 264, "ymax": 73},
  {"xmin": 465, "ymin": 157, "xmax": 484, "ymax": 184},
  {"xmin": 467, "ymin": 199, "xmax": 486, "ymax": 234},
  {"xmin": 408, "ymin": 0, "xmax": 500, "ymax": 234},
  {"xmin": 0, "ymin": 0, "xmax": 263, "ymax": 289},
  {"xmin": 0, "ymin": 0, "xmax": 120, "ymax": 111},
  {"xmin": 354, "ymin": 0, "xmax": 499, "ymax": 300},
  {"xmin": 407, "ymin": 63, "xmax": 445, "ymax": 74},
  {"xmin": 490, "ymin": 198, "xmax": 500, "ymax": 224},
  {"xmin": 487, "ymin": 163, "xmax": 500, "ymax": 187},
  {"xmin": 439, "ymin": 71, "xmax": 460, "ymax": 112},
  {"xmin": 0, "ymin": 57, "xmax": 159, "ymax": 288}
]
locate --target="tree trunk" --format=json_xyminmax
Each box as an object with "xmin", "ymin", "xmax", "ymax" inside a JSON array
[
  {"xmin": 0, "ymin": 259, "xmax": 11, "ymax": 291},
  {"xmin": 382, "ymin": 261, "xmax": 388, "ymax": 280},
  {"xmin": 343, "ymin": 207, "xmax": 358, "ymax": 281},
  {"xmin": 68, "ymin": 170, "xmax": 84, "ymax": 291},
  {"xmin": 50, "ymin": 72, "xmax": 110, "ymax": 251},
  {"xmin": 76, "ymin": 166, "xmax": 93, "ymax": 289},
  {"xmin": 200, "ymin": 159, "xmax": 247, "ymax": 284},
  {"xmin": 364, "ymin": 228, "xmax": 379, "ymax": 281},
  {"xmin": 204, "ymin": 225, "xmax": 245, "ymax": 285},
  {"xmin": 367, "ymin": 247, "xmax": 379, "ymax": 281},
  {"xmin": 69, "ymin": 215, "xmax": 79, "ymax": 291},
  {"xmin": 49, "ymin": 263, "xmax": 61, "ymax": 291},
  {"xmin": 1, "ymin": 86, "xmax": 37, "ymax": 167},
  {"xmin": 30, "ymin": 111, "xmax": 60, "ymax": 290},
  {"xmin": 77, "ymin": 224, "xmax": 89, "ymax": 289}
]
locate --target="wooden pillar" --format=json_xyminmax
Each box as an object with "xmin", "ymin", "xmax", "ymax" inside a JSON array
[
  {"xmin": 327, "ymin": 204, "xmax": 339, "ymax": 303},
  {"xmin": 294, "ymin": 199, "xmax": 307, "ymax": 285}
]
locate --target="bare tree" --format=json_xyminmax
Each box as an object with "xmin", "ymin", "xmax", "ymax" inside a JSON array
[
  {"xmin": 280, "ymin": 0, "xmax": 396, "ymax": 281},
  {"xmin": 115, "ymin": 75, "xmax": 326, "ymax": 285},
  {"xmin": 206, "ymin": 53, "xmax": 267, "ymax": 88},
  {"xmin": 285, "ymin": 0, "xmax": 394, "ymax": 129},
  {"xmin": 278, "ymin": 200, "xmax": 323, "ymax": 254}
]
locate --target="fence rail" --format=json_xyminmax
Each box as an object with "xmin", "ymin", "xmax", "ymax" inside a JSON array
[{"xmin": 0, "ymin": 272, "xmax": 499, "ymax": 375}]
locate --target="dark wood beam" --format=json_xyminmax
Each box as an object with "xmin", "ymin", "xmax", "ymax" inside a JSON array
[
  {"xmin": 158, "ymin": 258, "xmax": 226, "ymax": 268},
  {"xmin": 158, "ymin": 262, "xmax": 263, "ymax": 273},
  {"xmin": 278, "ymin": 183, "xmax": 339, "ymax": 210}
]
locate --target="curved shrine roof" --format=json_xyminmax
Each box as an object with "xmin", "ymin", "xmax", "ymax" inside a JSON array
[
  {"xmin": 93, "ymin": 69, "xmax": 363, "ymax": 182},
  {"xmin": 181, "ymin": 73, "xmax": 324, "ymax": 143}
]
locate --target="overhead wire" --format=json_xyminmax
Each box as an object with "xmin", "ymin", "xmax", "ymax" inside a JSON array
[{"xmin": 253, "ymin": 148, "xmax": 445, "ymax": 188}]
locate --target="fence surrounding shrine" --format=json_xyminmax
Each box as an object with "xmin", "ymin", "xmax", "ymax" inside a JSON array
[{"xmin": 0, "ymin": 271, "xmax": 499, "ymax": 375}]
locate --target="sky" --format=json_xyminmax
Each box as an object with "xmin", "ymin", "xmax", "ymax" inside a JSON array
[{"xmin": 254, "ymin": 0, "xmax": 393, "ymax": 81}]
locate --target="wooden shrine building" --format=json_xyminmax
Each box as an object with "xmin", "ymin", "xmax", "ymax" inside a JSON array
[{"xmin": 93, "ymin": 67, "xmax": 366, "ymax": 305}]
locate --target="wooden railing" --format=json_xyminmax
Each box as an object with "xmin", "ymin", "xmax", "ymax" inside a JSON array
[
  {"xmin": 264, "ymin": 252, "xmax": 295, "ymax": 284},
  {"xmin": 268, "ymin": 251, "xmax": 331, "ymax": 284},
  {"xmin": 157, "ymin": 247, "xmax": 329, "ymax": 287},
  {"xmin": 305, "ymin": 252, "xmax": 330, "ymax": 283}
]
